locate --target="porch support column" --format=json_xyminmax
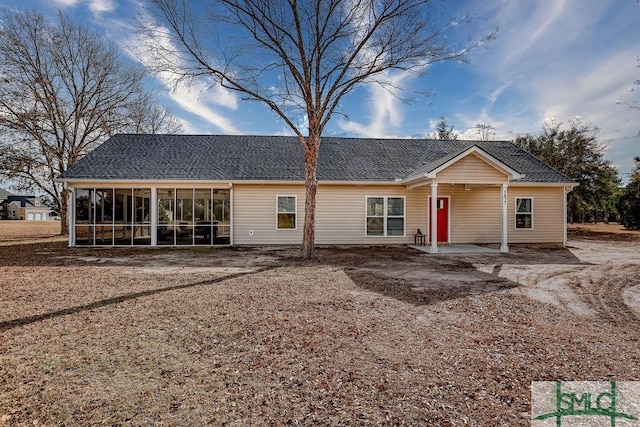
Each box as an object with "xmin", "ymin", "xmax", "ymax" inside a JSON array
[
  {"xmin": 500, "ymin": 183, "xmax": 509, "ymax": 253},
  {"xmin": 68, "ymin": 186, "xmax": 76, "ymax": 247},
  {"xmin": 229, "ymin": 182, "xmax": 234, "ymax": 246},
  {"xmin": 430, "ymin": 181, "xmax": 438, "ymax": 254},
  {"xmin": 150, "ymin": 187, "xmax": 158, "ymax": 246}
]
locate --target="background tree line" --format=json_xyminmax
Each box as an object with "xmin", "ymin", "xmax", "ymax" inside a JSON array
[{"xmin": 514, "ymin": 119, "xmax": 640, "ymax": 228}]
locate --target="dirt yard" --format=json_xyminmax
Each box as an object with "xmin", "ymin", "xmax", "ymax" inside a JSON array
[{"xmin": 0, "ymin": 223, "xmax": 639, "ymax": 426}]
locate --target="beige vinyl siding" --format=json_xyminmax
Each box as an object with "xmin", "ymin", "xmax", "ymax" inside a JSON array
[
  {"xmin": 434, "ymin": 184, "xmax": 503, "ymax": 244},
  {"xmin": 233, "ymin": 184, "xmax": 305, "ymax": 245},
  {"xmin": 508, "ymin": 186, "xmax": 565, "ymax": 243},
  {"xmin": 426, "ymin": 184, "xmax": 565, "ymax": 244},
  {"xmin": 315, "ymin": 185, "xmax": 428, "ymax": 244},
  {"xmin": 233, "ymin": 183, "xmax": 429, "ymax": 245},
  {"xmin": 436, "ymin": 153, "xmax": 508, "ymax": 184},
  {"xmin": 233, "ymin": 183, "xmax": 565, "ymax": 245}
]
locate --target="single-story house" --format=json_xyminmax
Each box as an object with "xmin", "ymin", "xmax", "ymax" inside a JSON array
[
  {"xmin": 56, "ymin": 134, "xmax": 577, "ymax": 253},
  {"xmin": 2, "ymin": 194, "xmax": 52, "ymax": 221}
]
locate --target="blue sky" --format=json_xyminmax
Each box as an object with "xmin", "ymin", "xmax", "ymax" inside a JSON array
[{"xmin": 2, "ymin": 0, "xmax": 639, "ymax": 179}]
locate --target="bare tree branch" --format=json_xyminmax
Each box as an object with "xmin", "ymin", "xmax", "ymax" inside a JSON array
[
  {"xmin": 0, "ymin": 9, "xmax": 183, "ymax": 233},
  {"xmin": 139, "ymin": 0, "xmax": 495, "ymax": 257}
]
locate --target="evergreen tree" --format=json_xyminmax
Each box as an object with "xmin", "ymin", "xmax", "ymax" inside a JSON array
[
  {"xmin": 514, "ymin": 119, "xmax": 620, "ymax": 223},
  {"xmin": 433, "ymin": 116, "xmax": 458, "ymax": 140},
  {"xmin": 618, "ymin": 157, "xmax": 640, "ymax": 229}
]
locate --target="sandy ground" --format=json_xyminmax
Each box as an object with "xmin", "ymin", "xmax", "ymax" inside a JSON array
[{"xmin": 0, "ymin": 222, "xmax": 639, "ymax": 425}]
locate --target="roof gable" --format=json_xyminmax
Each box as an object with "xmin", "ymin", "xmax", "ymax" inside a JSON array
[
  {"xmin": 405, "ymin": 145, "xmax": 524, "ymax": 184},
  {"xmin": 435, "ymin": 152, "xmax": 510, "ymax": 183}
]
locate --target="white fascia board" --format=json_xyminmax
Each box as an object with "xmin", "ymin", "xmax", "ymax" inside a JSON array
[
  {"xmin": 402, "ymin": 174, "xmax": 434, "ymax": 186},
  {"xmin": 406, "ymin": 177, "xmax": 433, "ymax": 189},
  {"xmin": 510, "ymin": 181, "xmax": 579, "ymax": 188},
  {"xmin": 59, "ymin": 179, "xmax": 234, "ymax": 188},
  {"xmin": 59, "ymin": 178, "xmax": 406, "ymax": 187},
  {"xmin": 231, "ymin": 180, "xmax": 404, "ymax": 186}
]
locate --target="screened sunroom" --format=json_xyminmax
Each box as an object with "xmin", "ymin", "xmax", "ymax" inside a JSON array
[{"xmin": 72, "ymin": 187, "xmax": 231, "ymax": 247}]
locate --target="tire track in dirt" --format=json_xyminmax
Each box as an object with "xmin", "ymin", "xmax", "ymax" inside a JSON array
[
  {"xmin": 504, "ymin": 263, "xmax": 640, "ymax": 323},
  {"xmin": 576, "ymin": 265, "xmax": 640, "ymax": 323}
]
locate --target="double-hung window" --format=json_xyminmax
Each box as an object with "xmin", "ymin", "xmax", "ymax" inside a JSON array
[
  {"xmin": 276, "ymin": 196, "xmax": 297, "ymax": 230},
  {"xmin": 366, "ymin": 196, "xmax": 405, "ymax": 236},
  {"xmin": 515, "ymin": 197, "xmax": 533, "ymax": 229}
]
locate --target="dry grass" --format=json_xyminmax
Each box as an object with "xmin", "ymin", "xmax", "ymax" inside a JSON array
[
  {"xmin": 1, "ymin": 225, "xmax": 639, "ymax": 425},
  {"xmin": 0, "ymin": 221, "xmax": 64, "ymax": 245},
  {"xmin": 568, "ymin": 222, "xmax": 640, "ymax": 241}
]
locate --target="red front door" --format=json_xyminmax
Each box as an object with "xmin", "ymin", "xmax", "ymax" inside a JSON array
[{"xmin": 429, "ymin": 197, "xmax": 449, "ymax": 243}]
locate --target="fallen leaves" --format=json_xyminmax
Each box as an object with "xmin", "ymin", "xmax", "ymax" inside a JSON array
[{"xmin": 0, "ymin": 239, "xmax": 639, "ymax": 425}]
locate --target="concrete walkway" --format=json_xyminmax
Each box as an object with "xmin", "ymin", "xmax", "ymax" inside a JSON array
[{"xmin": 408, "ymin": 244, "xmax": 501, "ymax": 254}]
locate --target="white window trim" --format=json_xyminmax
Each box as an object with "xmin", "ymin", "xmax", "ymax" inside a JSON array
[
  {"xmin": 276, "ymin": 195, "xmax": 297, "ymax": 230},
  {"xmin": 365, "ymin": 196, "xmax": 385, "ymax": 237},
  {"xmin": 365, "ymin": 196, "xmax": 406, "ymax": 237},
  {"xmin": 515, "ymin": 196, "xmax": 534, "ymax": 230}
]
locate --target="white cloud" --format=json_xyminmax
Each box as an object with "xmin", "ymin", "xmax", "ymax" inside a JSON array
[
  {"xmin": 123, "ymin": 8, "xmax": 240, "ymax": 134},
  {"xmin": 88, "ymin": 0, "xmax": 115, "ymax": 14},
  {"xmin": 50, "ymin": 0, "xmax": 79, "ymax": 6},
  {"xmin": 489, "ymin": 0, "xmax": 569, "ymax": 70},
  {"xmin": 166, "ymin": 81, "xmax": 239, "ymax": 134},
  {"xmin": 452, "ymin": 0, "xmax": 640, "ymax": 174},
  {"xmin": 49, "ymin": 0, "xmax": 115, "ymax": 15},
  {"xmin": 338, "ymin": 71, "xmax": 413, "ymax": 137}
]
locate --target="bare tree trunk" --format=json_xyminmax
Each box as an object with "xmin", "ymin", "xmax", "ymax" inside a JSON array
[
  {"xmin": 300, "ymin": 134, "xmax": 319, "ymax": 259},
  {"xmin": 60, "ymin": 188, "xmax": 69, "ymax": 236}
]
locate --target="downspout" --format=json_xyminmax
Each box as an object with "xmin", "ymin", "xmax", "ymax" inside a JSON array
[{"xmin": 563, "ymin": 186, "xmax": 571, "ymax": 246}]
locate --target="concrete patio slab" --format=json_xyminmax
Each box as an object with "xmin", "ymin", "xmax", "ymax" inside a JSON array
[{"xmin": 408, "ymin": 244, "xmax": 501, "ymax": 254}]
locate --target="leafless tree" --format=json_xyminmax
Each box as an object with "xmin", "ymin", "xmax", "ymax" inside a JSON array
[
  {"xmin": 475, "ymin": 122, "xmax": 495, "ymax": 141},
  {"xmin": 0, "ymin": 9, "xmax": 182, "ymax": 234},
  {"xmin": 140, "ymin": 0, "xmax": 495, "ymax": 258},
  {"xmin": 127, "ymin": 94, "xmax": 184, "ymax": 134}
]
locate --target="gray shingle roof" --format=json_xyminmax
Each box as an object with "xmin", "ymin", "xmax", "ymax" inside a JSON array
[
  {"xmin": 0, "ymin": 188, "xmax": 14, "ymax": 202},
  {"xmin": 58, "ymin": 134, "xmax": 573, "ymax": 184}
]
